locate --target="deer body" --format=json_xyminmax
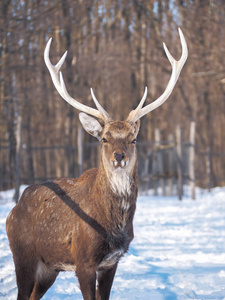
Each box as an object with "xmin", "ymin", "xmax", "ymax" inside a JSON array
[
  {"xmin": 7, "ymin": 121, "xmax": 139, "ymax": 300},
  {"xmin": 6, "ymin": 29, "xmax": 188, "ymax": 300}
]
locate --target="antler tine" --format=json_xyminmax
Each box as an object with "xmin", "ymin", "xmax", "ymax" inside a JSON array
[
  {"xmin": 126, "ymin": 28, "xmax": 188, "ymax": 123},
  {"xmin": 90, "ymin": 88, "xmax": 112, "ymax": 121},
  {"xmin": 125, "ymin": 87, "xmax": 148, "ymax": 123},
  {"xmin": 44, "ymin": 38, "xmax": 111, "ymax": 122}
]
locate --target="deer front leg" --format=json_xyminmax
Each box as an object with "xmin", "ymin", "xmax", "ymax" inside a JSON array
[
  {"xmin": 96, "ymin": 264, "xmax": 118, "ymax": 300},
  {"xmin": 76, "ymin": 266, "xmax": 96, "ymax": 300}
]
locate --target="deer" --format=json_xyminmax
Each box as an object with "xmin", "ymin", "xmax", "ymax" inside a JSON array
[{"xmin": 6, "ymin": 28, "xmax": 188, "ymax": 300}]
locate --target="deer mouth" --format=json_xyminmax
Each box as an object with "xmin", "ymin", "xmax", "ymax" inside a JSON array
[{"xmin": 112, "ymin": 160, "xmax": 128, "ymax": 169}]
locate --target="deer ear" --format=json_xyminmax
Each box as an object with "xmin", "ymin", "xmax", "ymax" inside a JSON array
[
  {"xmin": 134, "ymin": 119, "xmax": 141, "ymax": 136},
  {"xmin": 79, "ymin": 112, "xmax": 103, "ymax": 140}
]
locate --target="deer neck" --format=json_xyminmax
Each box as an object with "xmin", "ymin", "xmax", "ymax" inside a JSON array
[{"xmin": 98, "ymin": 157, "xmax": 138, "ymax": 198}]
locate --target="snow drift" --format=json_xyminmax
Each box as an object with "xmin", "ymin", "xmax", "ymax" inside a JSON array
[{"xmin": 0, "ymin": 186, "xmax": 225, "ymax": 299}]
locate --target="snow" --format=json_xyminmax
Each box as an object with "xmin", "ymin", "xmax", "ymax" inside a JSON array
[{"xmin": 0, "ymin": 186, "xmax": 225, "ymax": 299}]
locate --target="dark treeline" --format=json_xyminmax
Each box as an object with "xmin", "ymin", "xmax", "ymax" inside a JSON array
[{"xmin": 1, "ymin": 0, "xmax": 225, "ymax": 190}]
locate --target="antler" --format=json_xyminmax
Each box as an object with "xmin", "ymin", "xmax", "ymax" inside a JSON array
[
  {"xmin": 126, "ymin": 28, "xmax": 188, "ymax": 123},
  {"xmin": 44, "ymin": 38, "xmax": 111, "ymax": 122}
]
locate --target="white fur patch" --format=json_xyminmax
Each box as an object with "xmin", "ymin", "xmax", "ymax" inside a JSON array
[
  {"xmin": 36, "ymin": 261, "xmax": 76, "ymax": 275},
  {"xmin": 98, "ymin": 249, "xmax": 124, "ymax": 269},
  {"xmin": 54, "ymin": 263, "xmax": 76, "ymax": 272},
  {"xmin": 108, "ymin": 168, "xmax": 132, "ymax": 196},
  {"xmin": 120, "ymin": 198, "xmax": 130, "ymax": 212}
]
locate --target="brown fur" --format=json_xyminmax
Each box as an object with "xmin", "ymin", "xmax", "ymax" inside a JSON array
[{"xmin": 6, "ymin": 120, "xmax": 139, "ymax": 300}]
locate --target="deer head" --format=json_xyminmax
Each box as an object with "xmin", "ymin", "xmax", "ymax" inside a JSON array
[{"xmin": 44, "ymin": 28, "xmax": 187, "ymax": 182}]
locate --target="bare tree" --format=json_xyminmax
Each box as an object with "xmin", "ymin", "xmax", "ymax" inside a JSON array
[{"xmin": 1, "ymin": 0, "xmax": 225, "ymax": 190}]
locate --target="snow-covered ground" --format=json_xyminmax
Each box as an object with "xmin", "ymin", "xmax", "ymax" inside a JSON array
[{"xmin": 0, "ymin": 186, "xmax": 225, "ymax": 300}]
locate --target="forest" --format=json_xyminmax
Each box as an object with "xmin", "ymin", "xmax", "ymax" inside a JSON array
[{"xmin": 1, "ymin": 0, "xmax": 225, "ymax": 193}]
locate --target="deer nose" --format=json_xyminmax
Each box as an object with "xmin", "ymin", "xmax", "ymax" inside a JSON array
[{"xmin": 114, "ymin": 152, "xmax": 125, "ymax": 162}]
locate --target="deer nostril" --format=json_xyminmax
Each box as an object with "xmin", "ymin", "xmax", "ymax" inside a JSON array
[{"xmin": 114, "ymin": 152, "xmax": 125, "ymax": 162}]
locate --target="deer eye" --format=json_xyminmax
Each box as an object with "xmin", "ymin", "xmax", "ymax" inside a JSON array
[
  {"xmin": 131, "ymin": 139, "xmax": 137, "ymax": 144},
  {"xmin": 102, "ymin": 138, "xmax": 108, "ymax": 143}
]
